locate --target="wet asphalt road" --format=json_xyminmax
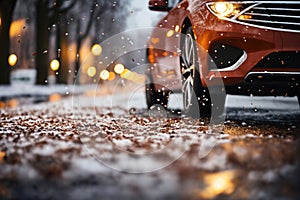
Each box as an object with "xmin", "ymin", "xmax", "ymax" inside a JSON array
[{"xmin": 0, "ymin": 93, "xmax": 300, "ymax": 200}]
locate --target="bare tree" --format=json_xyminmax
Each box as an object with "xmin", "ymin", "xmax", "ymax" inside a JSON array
[
  {"xmin": 73, "ymin": 0, "xmax": 129, "ymax": 83},
  {"xmin": 0, "ymin": 0, "xmax": 17, "ymax": 85},
  {"xmin": 35, "ymin": 0, "xmax": 75, "ymax": 85},
  {"xmin": 73, "ymin": 0, "xmax": 99, "ymax": 82},
  {"xmin": 35, "ymin": 0, "xmax": 52, "ymax": 85},
  {"xmin": 51, "ymin": 0, "xmax": 76, "ymax": 84},
  {"xmin": 93, "ymin": 1, "xmax": 128, "ymax": 43}
]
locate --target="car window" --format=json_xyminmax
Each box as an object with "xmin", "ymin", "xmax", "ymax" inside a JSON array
[{"xmin": 169, "ymin": 0, "xmax": 183, "ymax": 7}]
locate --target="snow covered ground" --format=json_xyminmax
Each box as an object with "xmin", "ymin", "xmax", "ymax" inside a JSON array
[
  {"xmin": 168, "ymin": 93, "xmax": 299, "ymax": 111},
  {"xmin": 0, "ymin": 84, "xmax": 299, "ymax": 199},
  {"xmin": 1, "ymin": 83, "xmax": 298, "ymax": 109},
  {"xmin": 0, "ymin": 84, "xmax": 91, "ymax": 98}
]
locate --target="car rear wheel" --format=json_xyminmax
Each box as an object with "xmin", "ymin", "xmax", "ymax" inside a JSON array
[
  {"xmin": 180, "ymin": 26, "xmax": 212, "ymax": 118},
  {"xmin": 145, "ymin": 74, "xmax": 169, "ymax": 109}
]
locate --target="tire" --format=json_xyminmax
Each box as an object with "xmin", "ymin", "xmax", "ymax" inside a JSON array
[
  {"xmin": 297, "ymin": 95, "xmax": 300, "ymax": 107},
  {"xmin": 145, "ymin": 73, "xmax": 169, "ymax": 109},
  {"xmin": 180, "ymin": 26, "xmax": 225, "ymax": 119}
]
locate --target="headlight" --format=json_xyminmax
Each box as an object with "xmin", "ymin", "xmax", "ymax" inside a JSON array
[{"xmin": 206, "ymin": 2, "xmax": 247, "ymax": 19}]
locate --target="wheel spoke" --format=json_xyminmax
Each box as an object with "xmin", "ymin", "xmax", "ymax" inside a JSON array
[
  {"xmin": 182, "ymin": 76, "xmax": 193, "ymax": 109},
  {"xmin": 186, "ymin": 37, "xmax": 191, "ymax": 62},
  {"xmin": 188, "ymin": 39, "xmax": 194, "ymax": 63},
  {"xmin": 185, "ymin": 36, "xmax": 190, "ymax": 60},
  {"xmin": 182, "ymin": 31, "xmax": 198, "ymax": 110},
  {"xmin": 182, "ymin": 55, "xmax": 189, "ymax": 69}
]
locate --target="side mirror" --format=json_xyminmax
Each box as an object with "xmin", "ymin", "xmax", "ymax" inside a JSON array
[{"xmin": 148, "ymin": 0, "xmax": 170, "ymax": 11}]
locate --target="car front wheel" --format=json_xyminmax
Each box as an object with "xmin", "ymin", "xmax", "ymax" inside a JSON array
[{"xmin": 180, "ymin": 26, "xmax": 212, "ymax": 119}]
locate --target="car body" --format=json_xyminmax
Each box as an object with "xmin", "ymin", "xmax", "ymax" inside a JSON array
[{"xmin": 146, "ymin": 0, "xmax": 300, "ymax": 118}]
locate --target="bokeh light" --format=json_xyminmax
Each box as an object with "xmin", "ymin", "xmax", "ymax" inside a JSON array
[
  {"xmin": 120, "ymin": 69, "xmax": 130, "ymax": 79},
  {"xmin": 50, "ymin": 59, "xmax": 60, "ymax": 71},
  {"xmin": 108, "ymin": 72, "xmax": 116, "ymax": 81},
  {"xmin": 199, "ymin": 171, "xmax": 236, "ymax": 199},
  {"xmin": 100, "ymin": 69, "xmax": 110, "ymax": 80},
  {"xmin": 175, "ymin": 25, "xmax": 180, "ymax": 32},
  {"xmin": 8, "ymin": 54, "xmax": 18, "ymax": 67},
  {"xmin": 114, "ymin": 63, "xmax": 125, "ymax": 74},
  {"xmin": 87, "ymin": 66, "xmax": 96, "ymax": 77},
  {"xmin": 166, "ymin": 30, "xmax": 174, "ymax": 38},
  {"xmin": 91, "ymin": 44, "xmax": 102, "ymax": 56},
  {"xmin": 10, "ymin": 19, "xmax": 26, "ymax": 38},
  {"xmin": 49, "ymin": 93, "xmax": 61, "ymax": 102}
]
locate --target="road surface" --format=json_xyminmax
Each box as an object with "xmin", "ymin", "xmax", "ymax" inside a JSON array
[{"xmin": 0, "ymin": 86, "xmax": 299, "ymax": 200}]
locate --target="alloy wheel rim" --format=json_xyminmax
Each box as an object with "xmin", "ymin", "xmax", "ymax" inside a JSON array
[{"xmin": 182, "ymin": 33, "xmax": 196, "ymax": 110}]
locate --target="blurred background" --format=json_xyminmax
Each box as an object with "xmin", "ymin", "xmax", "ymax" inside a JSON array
[
  {"xmin": 0, "ymin": 0, "xmax": 162, "ymax": 86},
  {"xmin": 0, "ymin": 0, "xmax": 164, "ymax": 107}
]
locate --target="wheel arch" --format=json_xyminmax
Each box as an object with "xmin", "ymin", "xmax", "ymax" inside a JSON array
[{"xmin": 181, "ymin": 17, "xmax": 192, "ymax": 34}]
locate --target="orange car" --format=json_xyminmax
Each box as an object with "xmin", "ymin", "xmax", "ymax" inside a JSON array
[{"xmin": 145, "ymin": 0, "xmax": 300, "ymax": 118}]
